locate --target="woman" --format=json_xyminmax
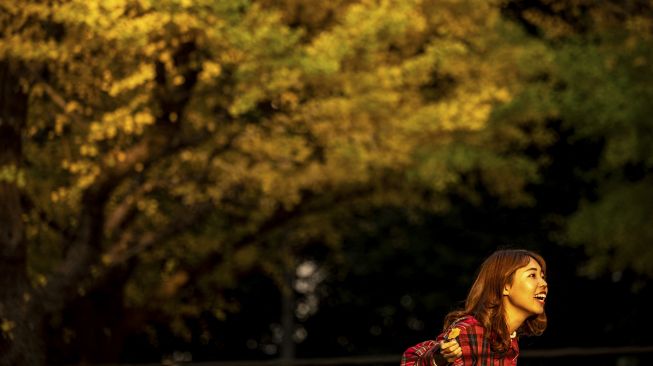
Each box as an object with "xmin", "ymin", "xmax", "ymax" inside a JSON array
[{"xmin": 401, "ymin": 249, "xmax": 548, "ymax": 366}]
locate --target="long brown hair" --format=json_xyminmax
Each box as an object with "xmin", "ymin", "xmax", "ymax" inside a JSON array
[{"xmin": 443, "ymin": 249, "xmax": 547, "ymax": 354}]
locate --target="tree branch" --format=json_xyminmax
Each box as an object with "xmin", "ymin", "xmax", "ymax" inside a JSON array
[
  {"xmin": 34, "ymin": 40, "xmax": 204, "ymax": 313},
  {"xmin": 104, "ymin": 182, "xmax": 154, "ymax": 237},
  {"xmin": 102, "ymin": 201, "xmax": 214, "ymax": 267},
  {"xmin": 184, "ymin": 183, "xmax": 388, "ymax": 281},
  {"xmin": 19, "ymin": 192, "xmax": 75, "ymax": 243}
]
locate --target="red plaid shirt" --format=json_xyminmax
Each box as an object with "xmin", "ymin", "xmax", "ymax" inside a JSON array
[{"xmin": 401, "ymin": 316, "xmax": 519, "ymax": 366}]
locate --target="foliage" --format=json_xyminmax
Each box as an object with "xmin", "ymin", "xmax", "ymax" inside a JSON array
[
  {"xmin": 2, "ymin": 0, "xmax": 652, "ymax": 363},
  {"xmin": 502, "ymin": 0, "xmax": 653, "ymax": 277},
  {"xmin": 0, "ymin": 0, "xmax": 550, "ymax": 362}
]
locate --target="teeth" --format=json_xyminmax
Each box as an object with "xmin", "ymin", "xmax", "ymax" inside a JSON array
[{"xmin": 534, "ymin": 294, "xmax": 546, "ymax": 300}]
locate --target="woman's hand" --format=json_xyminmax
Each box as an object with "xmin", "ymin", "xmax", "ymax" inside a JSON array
[{"xmin": 439, "ymin": 338, "xmax": 462, "ymax": 364}]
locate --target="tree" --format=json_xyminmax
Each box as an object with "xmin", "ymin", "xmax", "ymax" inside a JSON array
[
  {"xmin": 1, "ymin": 0, "xmax": 557, "ymax": 363},
  {"xmin": 501, "ymin": 0, "xmax": 653, "ymax": 278}
]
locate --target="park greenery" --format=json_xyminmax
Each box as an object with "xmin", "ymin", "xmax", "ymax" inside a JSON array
[{"xmin": 1, "ymin": 0, "xmax": 652, "ymax": 364}]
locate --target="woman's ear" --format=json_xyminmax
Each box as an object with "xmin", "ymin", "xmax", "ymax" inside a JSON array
[{"xmin": 503, "ymin": 284, "xmax": 511, "ymax": 296}]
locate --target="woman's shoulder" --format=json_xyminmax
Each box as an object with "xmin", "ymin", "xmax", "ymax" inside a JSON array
[
  {"xmin": 449, "ymin": 315, "xmax": 486, "ymax": 335},
  {"xmin": 451, "ymin": 315, "xmax": 479, "ymax": 326}
]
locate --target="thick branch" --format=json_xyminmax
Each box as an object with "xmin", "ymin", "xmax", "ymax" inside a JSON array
[
  {"xmin": 35, "ymin": 41, "xmax": 204, "ymax": 313},
  {"xmin": 102, "ymin": 201, "xmax": 214, "ymax": 267},
  {"xmin": 104, "ymin": 182, "xmax": 155, "ymax": 237},
  {"xmin": 185, "ymin": 184, "xmax": 384, "ymax": 281}
]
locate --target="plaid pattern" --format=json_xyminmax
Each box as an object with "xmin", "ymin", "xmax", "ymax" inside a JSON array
[{"xmin": 401, "ymin": 316, "xmax": 519, "ymax": 366}]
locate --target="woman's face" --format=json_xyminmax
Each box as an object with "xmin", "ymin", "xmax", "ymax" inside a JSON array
[{"xmin": 503, "ymin": 257, "xmax": 548, "ymax": 319}]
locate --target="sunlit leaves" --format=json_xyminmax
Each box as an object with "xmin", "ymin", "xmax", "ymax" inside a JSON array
[{"xmin": 5, "ymin": 0, "xmax": 602, "ymax": 348}]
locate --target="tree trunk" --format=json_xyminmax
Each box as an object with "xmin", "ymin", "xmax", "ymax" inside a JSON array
[
  {"xmin": 0, "ymin": 40, "xmax": 201, "ymax": 364},
  {"xmin": 0, "ymin": 61, "xmax": 46, "ymax": 365},
  {"xmin": 280, "ymin": 267, "xmax": 296, "ymax": 363}
]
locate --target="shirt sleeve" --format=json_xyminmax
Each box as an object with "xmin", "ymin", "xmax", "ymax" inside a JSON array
[{"xmin": 400, "ymin": 340, "xmax": 444, "ymax": 366}]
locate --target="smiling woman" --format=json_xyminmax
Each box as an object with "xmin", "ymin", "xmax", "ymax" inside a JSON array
[{"xmin": 401, "ymin": 249, "xmax": 548, "ymax": 366}]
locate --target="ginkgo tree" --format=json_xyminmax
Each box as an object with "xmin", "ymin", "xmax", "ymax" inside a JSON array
[{"xmin": 1, "ymin": 0, "xmax": 551, "ymax": 364}]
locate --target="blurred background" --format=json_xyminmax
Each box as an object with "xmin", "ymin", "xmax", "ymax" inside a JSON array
[{"xmin": 1, "ymin": 0, "xmax": 652, "ymax": 365}]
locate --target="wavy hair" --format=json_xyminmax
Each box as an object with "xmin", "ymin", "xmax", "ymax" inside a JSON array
[{"xmin": 443, "ymin": 249, "xmax": 547, "ymax": 354}]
